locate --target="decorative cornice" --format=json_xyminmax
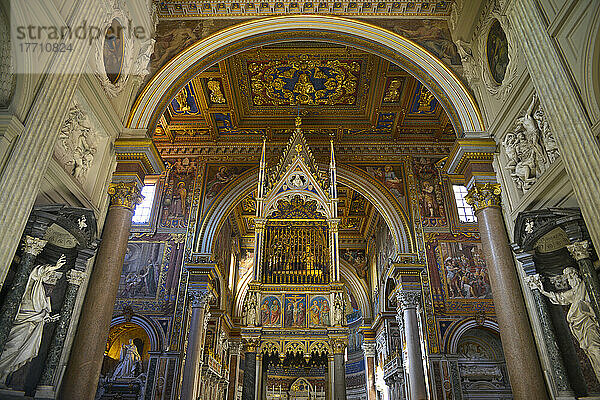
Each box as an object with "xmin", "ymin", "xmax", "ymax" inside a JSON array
[
  {"xmin": 22, "ymin": 236, "xmax": 47, "ymax": 256},
  {"xmin": 465, "ymin": 183, "xmax": 501, "ymax": 212},
  {"xmin": 107, "ymin": 182, "xmax": 143, "ymax": 210},
  {"xmin": 156, "ymin": 1, "xmax": 453, "ymax": 19},
  {"xmin": 567, "ymin": 240, "xmax": 591, "ymax": 261}
]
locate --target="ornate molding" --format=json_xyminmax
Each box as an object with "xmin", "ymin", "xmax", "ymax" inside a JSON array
[
  {"xmin": 22, "ymin": 236, "xmax": 47, "ymax": 256},
  {"xmin": 476, "ymin": 0, "xmax": 519, "ymax": 100},
  {"xmin": 567, "ymin": 240, "xmax": 591, "ymax": 261},
  {"xmin": 107, "ymin": 182, "xmax": 143, "ymax": 210},
  {"xmin": 397, "ymin": 291, "xmax": 422, "ymax": 310},
  {"xmin": 465, "ymin": 183, "xmax": 502, "ymax": 212}
]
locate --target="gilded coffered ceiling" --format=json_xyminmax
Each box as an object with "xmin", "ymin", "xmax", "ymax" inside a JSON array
[{"xmin": 153, "ymin": 43, "xmax": 454, "ymax": 145}]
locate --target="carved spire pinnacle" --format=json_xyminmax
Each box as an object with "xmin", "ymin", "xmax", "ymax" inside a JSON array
[{"xmin": 271, "ymin": 115, "xmax": 319, "ymax": 186}]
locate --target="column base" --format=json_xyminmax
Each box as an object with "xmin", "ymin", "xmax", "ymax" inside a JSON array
[
  {"xmin": 34, "ymin": 385, "xmax": 56, "ymax": 399},
  {"xmin": 0, "ymin": 389, "xmax": 26, "ymax": 398}
]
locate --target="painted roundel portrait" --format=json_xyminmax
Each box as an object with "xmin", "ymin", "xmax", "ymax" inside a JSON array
[
  {"xmin": 486, "ymin": 19, "xmax": 509, "ymax": 85},
  {"xmin": 103, "ymin": 19, "xmax": 125, "ymax": 84}
]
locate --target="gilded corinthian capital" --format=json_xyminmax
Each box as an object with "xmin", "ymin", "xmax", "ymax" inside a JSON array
[
  {"xmin": 465, "ymin": 183, "xmax": 502, "ymax": 212},
  {"xmin": 107, "ymin": 182, "xmax": 143, "ymax": 210}
]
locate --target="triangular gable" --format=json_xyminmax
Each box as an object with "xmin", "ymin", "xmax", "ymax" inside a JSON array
[
  {"xmin": 266, "ymin": 155, "xmax": 331, "ymax": 203},
  {"xmin": 270, "ymin": 117, "xmax": 320, "ymax": 185}
]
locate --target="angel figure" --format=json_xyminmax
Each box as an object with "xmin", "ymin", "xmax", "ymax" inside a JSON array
[
  {"xmin": 529, "ymin": 268, "xmax": 600, "ymax": 381},
  {"xmin": 0, "ymin": 254, "xmax": 66, "ymax": 387}
]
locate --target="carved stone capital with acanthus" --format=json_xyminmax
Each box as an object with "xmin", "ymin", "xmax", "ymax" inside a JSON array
[
  {"xmin": 107, "ymin": 182, "xmax": 143, "ymax": 210},
  {"xmin": 22, "ymin": 235, "xmax": 47, "ymax": 256},
  {"xmin": 189, "ymin": 289, "xmax": 213, "ymax": 309},
  {"xmin": 567, "ymin": 240, "xmax": 591, "ymax": 261},
  {"xmin": 465, "ymin": 183, "xmax": 502, "ymax": 212},
  {"xmin": 397, "ymin": 291, "xmax": 421, "ymax": 311},
  {"xmin": 362, "ymin": 342, "xmax": 377, "ymax": 358},
  {"xmin": 331, "ymin": 337, "xmax": 348, "ymax": 354}
]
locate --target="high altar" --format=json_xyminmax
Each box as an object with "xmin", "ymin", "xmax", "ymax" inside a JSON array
[{"xmin": 241, "ymin": 117, "xmax": 349, "ymax": 399}]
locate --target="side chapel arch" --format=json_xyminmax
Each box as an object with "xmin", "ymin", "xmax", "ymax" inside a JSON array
[{"xmin": 127, "ymin": 15, "xmax": 485, "ymax": 137}]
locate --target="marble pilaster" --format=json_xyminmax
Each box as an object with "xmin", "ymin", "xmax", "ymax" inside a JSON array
[
  {"xmin": 397, "ymin": 291, "xmax": 427, "ymax": 400},
  {"xmin": 60, "ymin": 182, "xmax": 142, "ymax": 400},
  {"xmin": 507, "ymin": 0, "xmax": 600, "ymax": 252},
  {"xmin": 0, "ymin": 236, "xmax": 47, "ymax": 354},
  {"xmin": 566, "ymin": 240, "xmax": 600, "ymax": 321},
  {"xmin": 0, "ymin": 2, "xmax": 104, "ymax": 288},
  {"xmin": 362, "ymin": 342, "xmax": 377, "ymax": 400},
  {"xmin": 466, "ymin": 183, "xmax": 548, "ymax": 399},
  {"xmin": 332, "ymin": 338, "xmax": 347, "ymax": 400},
  {"xmin": 180, "ymin": 289, "xmax": 211, "ymax": 400}
]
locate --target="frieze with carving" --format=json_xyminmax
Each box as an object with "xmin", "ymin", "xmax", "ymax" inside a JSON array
[{"xmin": 502, "ymin": 94, "xmax": 560, "ymax": 192}]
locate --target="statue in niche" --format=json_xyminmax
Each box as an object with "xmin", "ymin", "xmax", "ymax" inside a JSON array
[
  {"xmin": 244, "ymin": 292, "xmax": 258, "ymax": 327},
  {"xmin": 529, "ymin": 267, "xmax": 600, "ymax": 381},
  {"xmin": 502, "ymin": 94, "xmax": 560, "ymax": 192},
  {"xmin": 333, "ymin": 293, "xmax": 345, "ymax": 326},
  {"xmin": 0, "ymin": 255, "xmax": 66, "ymax": 386},
  {"xmin": 111, "ymin": 339, "xmax": 142, "ymax": 379}
]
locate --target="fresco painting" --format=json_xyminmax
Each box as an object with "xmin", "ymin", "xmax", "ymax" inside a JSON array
[
  {"xmin": 439, "ymin": 242, "xmax": 491, "ymax": 299},
  {"xmin": 308, "ymin": 296, "xmax": 331, "ymax": 327},
  {"xmin": 118, "ymin": 242, "xmax": 165, "ymax": 299}
]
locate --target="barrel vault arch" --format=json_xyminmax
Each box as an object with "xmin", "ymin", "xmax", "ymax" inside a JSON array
[{"xmin": 127, "ymin": 16, "xmax": 485, "ymax": 137}]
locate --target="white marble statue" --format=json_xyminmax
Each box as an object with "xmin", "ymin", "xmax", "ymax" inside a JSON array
[
  {"xmin": 529, "ymin": 268, "xmax": 600, "ymax": 381},
  {"xmin": 0, "ymin": 254, "xmax": 66, "ymax": 386},
  {"xmin": 245, "ymin": 292, "xmax": 258, "ymax": 327},
  {"xmin": 112, "ymin": 339, "xmax": 142, "ymax": 379},
  {"xmin": 333, "ymin": 293, "xmax": 344, "ymax": 326}
]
